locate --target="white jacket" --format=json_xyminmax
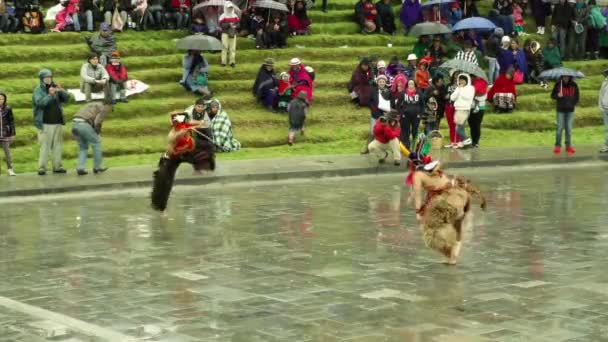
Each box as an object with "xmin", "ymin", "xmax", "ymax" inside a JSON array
[
  {"xmin": 450, "ymin": 73, "xmax": 475, "ymax": 111},
  {"xmin": 599, "ymin": 78, "xmax": 608, "ymax": 112}
]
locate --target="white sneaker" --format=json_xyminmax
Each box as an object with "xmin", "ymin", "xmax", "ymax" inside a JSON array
[
  {"xmin": 7, "ymin": 169, "xmax": 15, "ymax": 176},
  {"xmin": 536, "ymin": 27, "xmax": 541, "ymax": 34},
  {"xmin": 599, "ymin": 145, "xmax": 608, "ymax": 153},
  {"xmin": 444, "ymin": 143, "xmax": 454, "ymax": 148},
  {"xmin": 455, "ymin": 142, "xmax": 465, "ymax": 149},
  {"xmin": 463, "ymin": 138, "xmax": 472, "ymax": 146},
  {"xmin": 540, "ymin": 27, "xmax": 545, "ymax": 35}
]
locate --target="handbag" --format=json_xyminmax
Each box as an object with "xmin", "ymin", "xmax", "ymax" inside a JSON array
[
  {"xmin": 513, "ymin": 69, "xmax": 524, "ymax": 84},
  {"xmin": 112, "ymin": 8, "xmax": 124, "ymax": 31}
]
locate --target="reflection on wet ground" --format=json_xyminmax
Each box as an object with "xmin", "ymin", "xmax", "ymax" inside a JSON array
[{"xmin": 1, "ymin": 165, "xmax": 608, "ymax": 341}]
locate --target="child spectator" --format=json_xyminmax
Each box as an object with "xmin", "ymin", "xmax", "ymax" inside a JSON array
[
  {"xmin": 415, "ymin": 58, "xmax": 430, "ymax": 90},
  {"xmin": 542, "ymin": 38, "xmax": 562, "ymax": 69},
  {"xmin": 421, "ymin": 96, "xmax": 439, "ymax": 135},
  {"xmin": 0, "ymin": 92, "xmax": 16, "ymax": 176},
  {"xmin": 287, "ymin": 92, "xmax": 309, "ymax": 145},
  {"xmin": 278, "ymin": 72, "xmax": 292, "ymax": 112},
  {"xmin": 105, "ymin": 52, "xmax": 129, "ymax": 103},
  {"xmin": 513, "ymin": 3, "xmax": 526, "ymax": 35}
]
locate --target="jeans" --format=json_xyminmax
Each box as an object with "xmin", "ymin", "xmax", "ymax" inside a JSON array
[
  {"xmin": 552, "ymin": 27, "xmax": 567, "ymax": 59},
  {"xmin": 73, "ymin": 121, "xmax": 104, "ymax": 170},
  {"xmin": 400, "ymin": 113, "xmax": 419, "ymax": 149},
  {"xmin": 72, "ymin": 13, "xmax": 81, "ymax": 31},
  {"xmin": 456, "ymin": 124, "xmax": 467, "ymax": 142},
  {"xmin": 568, "ymin": 27, "xmax": 587, "ymax": 60},
  {"xmin": 83, "ymin": 10, "xmax": 94, "ymax": 31},
  {"xmin": 1, "ymin": 141, "xmax": 12, "ymax": 169},
  {"xmin": 109, "ymin": 82, "xmax": 127, "ymax": 100},
  {"xmin": 0, "ymin": 14, "xmax": 19, "ymax": 32},
  {"xmin": 151, "ymin": 10, "xmax": 164, "ymax": 29},
  {"xmin": 38, "ymin": 124, "xmax": 64, "ymax": 171},
  {"xmin": 555, "ymin": 111, "xmax": 574, "ymax": 147},
  {"xmin": 487, "ymin": 57, "xmax": 499, "ymax": 84},
  {"xmin": 603, "ymin": 111, "xmax": 608, "ymax": 146},
  {"xmin": 167, "ymin": 12, "xmax": 189, "ymax": 29}
]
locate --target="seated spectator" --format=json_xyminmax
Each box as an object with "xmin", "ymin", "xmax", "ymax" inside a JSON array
[
  {"xmin": 265, "ymin": 14, "xmax": 288, "ymax": 48},
  {"xmin": 415, "ymin": 58, "xmax": 430, "ymax": 90},
  {"xmin": 376, "ymin": 0, "xmax": 395, "ymax": 34},
  {"xmin": 287, "ymin": 92, "xmax": 309, "ymax": 145},
  {"xmin": 148, "ymin": 0, "xmax": 164, "ymax": 29},
  {"xmin": 80, "ymin": 53, "xmax": 109, "ymax": 102},
  {"xmin": 0, "ymin": 0, "xmax": 19, "ymax": 33},
  {"xmin": 52, "ymin": 0, "xmax": 80, "ymax": 32},
  {"xmin": 497, "ymin": 35, "xmax": 515, "ymax": 75},
  {"xmin": 487, "ymin": 68, "xmax": 517, "ymax": 113},
  {"xmin": 448, "ymin": 1, "xmax": 462, "ymax": 27},
  {"xmin": 192, "ymin": 15, "xmax": 208, "ymax": 34},
  {"xmin": 488, "ymin": 9, "xmax": 513, "ymax": 37},
  {"xmin": 413, "ymin": 36, "xmax": 430, "ymax": 59},
  {"xmin": 21, "ymin": 5, "xmax": 44, "ymax": 33},
  {"xmin": 181, "ymin": 50, "xmax": 211, "ymax": 96},
  {"xmin": 542, "ymin": 38, "xmax": 562, "ymax": 69},
  {"xmin": 105, "ymin": 51, "xmax": 129, "ymax": 103},
  {"xmin": 166, "ymin": 0, "xmax": 190, "ymax": 29},
  {"xmin": 79, "ymin": 0, "xmax": 97, "ymax": 32},
  {"xmin": 460, "ymin": 0, "xmax": 479, "ymax": 18},
  {"xmin": 205, "ymin": 98, "xmax": 240, "ymax": 152},
  {"xmin": 252, "ymin": 12, "xmax": 265, "ymax": 48},
  {"xmin": 132, "ymin": 0, "xmax": 153, "ymax": 31},
  {"xmin": 399, "ymin": 0, "xmax": 422, "ymax": 33},
  {"xmin": 356, "ymin": 0, "xmax": 379, "ymax": 34},
  {"xmin": 368, "ymin": 110, "xmax": 401, "ymax": 165},
  {"xmin": 424, "ymin": 5, "xmax": 446, "ymax": 24},
  {"xmin": 525, "ymin": 41, "xmax": 547, "ymax": 88},
  {"xmin": 455, "ymin": 40, "xmax": 478, "ymax": 65},
  {"xmin": 287, "ymin": 0, "xmax": 310, "ymax": 35},
  {"xmin": 278, "ymin": 72, "xmax": 292, "ymax": 112},
  {"xmin": 510, "ymin": 38, "xmax": 528, "ymax": 83},
  {"xmin": 289, "ymin": 57, "xmax": 314, "ymax": 102},
  {"xmin": 348, "ymin": 57, "xmax": 374, "ymax": 107},
  {"xmin": 86, "ymin": 23, "xmax": 117, "ymax": 66},
  {"xmin": 252, "ymin": 58, "xmax": 278, "ymax": 112},
  {"xmin": 104, "ymin": 0, "xmax": 131, "ymax": 31}
]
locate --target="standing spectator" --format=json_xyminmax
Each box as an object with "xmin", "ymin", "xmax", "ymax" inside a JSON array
[
  {"xmin": 105, "ymin": 51, "xmax": 128, "ymax": 103},
  {"xmin": 166, "ymin": 0, "xmax": 190, "ymax": 29},
  {"xmin": 542, "ymin": 37, "xmax": 562, "ymax": 69},
  {"xmin": 551, "ymin": 76, "xmax": 579, "ymax": 154},
  {"xmin": 460, "ymin": 0, "xmax": 478, "ymax": 18},
  {"xmin": 80, "ymin": 54, "xmax": 109, "ymax": 102},
  {"xmin": 455, "ymin": 40, "xmax": 478, "ymax": 65},
  {"xmin": 52, "ymin": 0, "xmax": 80, "ymax": 32},
  {"xmin": 375, "ymin": 60, "xmax": 389, "ymax": 83},
  {"xmin": 386, "ymin": 56, "xmax": 405, "ymax": 83},
  {"xmin": 287, "ymin": 92, "xmax": 309, "ymax": 145},
  {"xmin": 494, "ymin": 0, "xmax": 514, "ymax": 18},
  {"xmin": 32, "ymin": 69, "xmax": 70, "ymax": 175},
  {"xmin": 359, "ymin": 0, "xmax": 379, "ymax": 33},
  {"xmin": 363, "ymin": 74, "xmax": 392, "ymax": 153},
  {"xmin": 420, "ymin": 95, "xmax": 439, "ymax": 135},
  {"xmin": 148, "ymin": 0, "xmax": 165, "ymax": 29},
  {"xmin": 399, "ymin": 0, "xmax": 422, "ymax": 34},
  {"xmin": 0, "ymin": 0, "xmax": 19, "ymax": 33},
  {"xmin": 415, "ymin": 58, "xmax": 430, "ymax": 90},
  {"xmin": 487, "ymin": 68, "xmax": 517, "ymax": 113},
  {"xmin": 181, "ymin": 50, "xmax": 211, "ymax": 96},
  {"xmin": 469, "ymin": 76, "xmax": 487, "ymax": 148},
  {"xmin": 86, "ymin": 23, "xmax": 117, "ymax": 66},
  {"xmin": 485, "ymin": 28, "xmax": 503, "ymax": 84},
  {"xmin": 444, "ymin": 71, "xmax": 459, "ymax": 148},
  {"xmin": 599, "ymin": 69, "xmax": 608, "ymax": 153},
  {"xmin": 449, "ymin": 73, "xmax": 474, "ymax": 149},
  {"xmin": 219, "ymin": 2, "xmax": 239, "ymax": 67},
  {"xmin": 368, "ymin": 110, "xmax": 401, "ymax": 165},
  {"xmin": 349, "ymin": 57, "xmax": 374, "ymax": 107},
  {"xmin": 205, "ymin": 98, "xmax": 241, "ymax": 152},
  {"xmin": 395, "ymin": 79, "xmax": 425, "ymax": 149},
  {"xmin": 252, "ymin": 58, "xmax": 278, "ymax": 112},
  {"xmin": 587, "ymin": 0, "xmax": 606, "ymax": 60},
  {"xmin": 72, "ymin": 101, "xmax": 111, "ymax": 175},
  {"xmin": 569, "ymin": 0, "xmax": 590, "ymax": 60},
  {"xmin": 428, "ymin": 76, "xmax": 446, "ymax": 127},
  {"xmin": 376, "ymin": 0, "xmax": 395, "ymax": 35},
  {"xmin": 551, "ymin": 0, "xmax": 574, "ymax": 60},
  {"xmin": 530, "ymin": 0, "xmax": 550, "ymax": 35},
  {"xmin": 488, "ymin": 9, "xmax": 513, "ymax": 37},
  {"xmin": 288, "ymin": 0, "xmax": 310, "ymax": 35},
  {"xmin": 79, "ymin": 0, "xmax": 97, "ymax": 32},
  {"xmin": 405, "ymin": 54, "xmax": 417, "ymax": 79},
  {"xmin": 0, "ymin": 93, "xmax": 16, "ymax": 176}
]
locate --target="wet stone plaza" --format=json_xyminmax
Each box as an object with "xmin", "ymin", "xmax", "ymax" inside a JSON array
[{"xmin": 1, "ymin": 164, "xmax": 608, "ymax": 342}]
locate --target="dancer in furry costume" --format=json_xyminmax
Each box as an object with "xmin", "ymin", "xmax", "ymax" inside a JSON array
[
  {"xmin": 151, "ymin": 111, "xmax": 216, "ymax": 212},
  {"xmin": 412, "ymin": 159, "xmax": 486, "ymax": 265}
]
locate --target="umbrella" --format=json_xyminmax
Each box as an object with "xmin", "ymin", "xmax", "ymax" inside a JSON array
[
  {"xmin": 277, "ymin": 0, "xmax": 313, "ymax": 9},
  {"xmin": 439, "ymin": 58, "xmax": 488, "ymax": 80},
  {"xmin": 193, "ymin": 0, "xmax": 242, "ymax": 17},
  {"xmin": 452, "ymin": 17, "xmax": 496, "ymax": 31},
  {"xmin": 408, "ymin": 22, "xmax": 451, "ymax": 37},
  {"xmin": 176, "ymin": 35, "xmax": 223, "ymax": 51},
  {"xmin": 538, "ymin": 67, "xmax": 585, "ymax": 80},
  {"xmin": 253, "ymin": 0, "xmax": 289, "ymax": 12},
  {"xmin": 421, "ymin": 0, "xmax": 456, "ymax": 7}
]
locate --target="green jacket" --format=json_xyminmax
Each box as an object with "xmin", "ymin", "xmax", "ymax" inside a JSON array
[
  {"xmin": 32, "ymin": 69, "xmax": 70, "ymax": 130},
  {"xmin": 542, "ymin": 46, "xmax": 562, "ymax": 68}
]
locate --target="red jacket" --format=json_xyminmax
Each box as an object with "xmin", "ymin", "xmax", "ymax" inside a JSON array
[
  {"xmin": 373, "ymin": 120, "xmax": 400, "ymax": 144},
  {"xmin": 105, "ymin": 64, "xmax": 128, "ymax": 83},
  {"xmin": 487, "ymin": 73, "xmax": 516, "ymax": 100},
  {"xmin": 170, "ymin": 0, "xmax": 190, "ymax": 9}
]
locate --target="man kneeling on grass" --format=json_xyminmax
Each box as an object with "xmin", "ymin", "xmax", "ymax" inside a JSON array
[{"xmin": 368, "ymin": 110, "xmax": 401, "ymax": 166}]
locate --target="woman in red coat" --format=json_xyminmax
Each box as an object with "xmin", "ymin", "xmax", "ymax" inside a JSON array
[
  {"xmin": 105, "ymin": 52, "xmax": 129, "ymax": 103},
  {"xmin": 487, "ymin": 68, "xmax": 517, "ymax": 113}
]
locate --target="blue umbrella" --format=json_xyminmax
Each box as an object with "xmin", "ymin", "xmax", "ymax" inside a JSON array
[
  {"xmin": 538, "ymin": 68, "xmax": 585, "ymax": 80},
  {"xmin": 421, "ymin": 0, "xmax": 455, "ymax": 7},
  {"xmin": 452, "ymin": 17, "xmax": 496, "ymax": 31}
]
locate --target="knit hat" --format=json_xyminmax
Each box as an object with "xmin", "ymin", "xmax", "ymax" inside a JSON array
[
  {"xmin": 110, "ymin": 51, "xmax": 121, "ymax": 59},
  {"xmin": 494, "ymin": 27, "xmax": 504, "ymax": 37},
  {"xmin": 376, "ymin": 75, "xmax": 388, "ymax": 82},
  {"xmin": 407, "ymin": 53, "xmax": 418, "ymax": 61},
  {"xmin": 263, "ymin": 57, "xmax": 274, "ymax": 65},
  {"xmin": 100, "ymin": 23, "xmax": 111, "ymax": 31},
  {"xmin": 289, "ymin": 57, "xmax": 301, "ymax": 66},
  {"xmin": 377, "ymin": 60, "xmax": 386, "ymax": 68}
]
